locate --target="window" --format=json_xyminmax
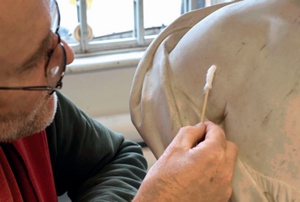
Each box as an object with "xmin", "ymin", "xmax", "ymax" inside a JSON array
[{"xmin": 57, "ymin": 0, "xmax": 233, "ymax": 55}]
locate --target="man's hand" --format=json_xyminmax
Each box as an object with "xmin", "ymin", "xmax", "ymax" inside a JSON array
[{"xmin": 134, "ymin": 121, "xmax": 238, "ymax": 201}]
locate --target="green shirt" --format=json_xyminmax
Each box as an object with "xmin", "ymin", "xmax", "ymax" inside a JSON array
[{"xmin": 46, "ymin": 92, "xmax": 147, "ymax": 201}]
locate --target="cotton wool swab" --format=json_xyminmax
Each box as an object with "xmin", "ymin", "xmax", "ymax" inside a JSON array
[{"xmin": 200, "ymin": 65, "xmax": 217, "ymax": 123}]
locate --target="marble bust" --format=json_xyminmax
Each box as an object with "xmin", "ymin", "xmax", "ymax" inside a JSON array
[{"xmin": 130, "ymin": 0, "xmax": 300, "ymax": 201}]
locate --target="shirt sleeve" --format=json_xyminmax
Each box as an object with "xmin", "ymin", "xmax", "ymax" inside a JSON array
[{"xmin": 46, "ymin": 91, "xmax": 148, "ymax": 201}]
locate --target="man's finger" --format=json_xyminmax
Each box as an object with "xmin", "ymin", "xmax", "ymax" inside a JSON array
[
  {"xmin": 225, "ymin": 141, "xmax": 238, "ymax": 170},
  {"xmin": 173, "ymin": 123, "xmax": 206, "ymax": 149},
  {"xmin": 200, "ymin": 121, "xmax": 227, "ymax": 149}
]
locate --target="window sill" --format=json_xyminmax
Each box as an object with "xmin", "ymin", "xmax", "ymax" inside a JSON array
[{"xmin": 66, "ymin": 50, "xmax": 145, "ymax": 74}]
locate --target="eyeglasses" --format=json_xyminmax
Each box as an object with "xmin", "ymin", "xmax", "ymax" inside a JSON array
[{"xmin": 0, "ymin": 0, "xmax": 66, "ymax": 95}]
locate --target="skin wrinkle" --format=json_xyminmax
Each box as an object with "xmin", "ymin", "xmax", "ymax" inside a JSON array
[{"xmin": 16, "ymin": 31, "xmax": 53, "ymax": 75}]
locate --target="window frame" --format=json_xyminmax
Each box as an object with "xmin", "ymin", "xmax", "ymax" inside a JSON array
[{"xmin": 63, "ymin": 0, "xmax": 203, "ymax": 55}]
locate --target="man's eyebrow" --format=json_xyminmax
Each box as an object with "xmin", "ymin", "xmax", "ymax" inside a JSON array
[{"xmin": 17, "ymin": 31, "xmax": 52, "ymax": 72}]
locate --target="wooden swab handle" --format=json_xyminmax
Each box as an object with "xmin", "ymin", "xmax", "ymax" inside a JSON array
[{"xmin": 200, "ymin": 89, "xmax": 210, "ymax": 123}]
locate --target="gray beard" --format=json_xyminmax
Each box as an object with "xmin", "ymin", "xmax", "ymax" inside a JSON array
[{"xmin": 0, "ymin": 93, "xmax": 57, "ymax": 143}]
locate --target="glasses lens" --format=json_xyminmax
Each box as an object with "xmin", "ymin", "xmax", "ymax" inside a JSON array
[
  {"xmin": 50, "ymin": 1, "xmax": 60, "ymax": 33},
  {"xmin": 47, "ymin": 44, "xmax": 65, "ymax": 88}
]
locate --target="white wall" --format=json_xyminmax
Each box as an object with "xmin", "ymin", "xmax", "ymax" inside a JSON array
[{"xmin": 60, "ymin": 51, "xmax": 144, "ymax": 142}]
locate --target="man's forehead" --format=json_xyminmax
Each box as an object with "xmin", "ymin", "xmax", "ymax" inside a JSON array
[
  {"xmin": 0, "ymin": 0, "xmax": 51, "ymax": 72},
  {"xmin": 0, "ymin": 0, "xmax": 50, "ymax": 19}
]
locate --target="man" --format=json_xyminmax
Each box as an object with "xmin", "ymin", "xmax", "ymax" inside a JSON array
[
  {"xmin": 130, "ymin": 0, "xmax": 300, "ymax": 201},
  {"xmin": 0, "ymin": 0, "xmax": 237, "ymax": 201}
]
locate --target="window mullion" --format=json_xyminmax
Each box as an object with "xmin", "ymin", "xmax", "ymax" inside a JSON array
[
  {"xmin": 133, "ymin": 0, "xmax": 145, "ymax": 46},
  {"xmin": 189, "ymin": 0, "xmax": 199, "ymax": 10},
  {"xmin": 182, "ymin": 0, "xmax": 189, "ymax": 13},
  {"xmin": 78, "ymin": 0, "xmax": 89, "ymax": 52}
]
